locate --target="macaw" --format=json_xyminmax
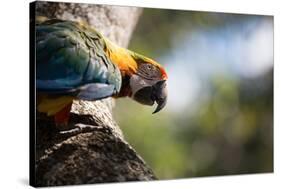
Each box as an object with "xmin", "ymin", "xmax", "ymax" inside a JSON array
[{"xmin": 35, "ymin": 17, "xmax": 168, "ymax": 131}]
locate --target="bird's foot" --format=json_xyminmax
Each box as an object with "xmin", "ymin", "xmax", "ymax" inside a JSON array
[{"xmin": 57, "ymin": 123, "xmax": 111, "ymax": 138}]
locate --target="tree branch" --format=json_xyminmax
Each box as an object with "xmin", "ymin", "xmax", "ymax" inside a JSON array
[{"xmin": 34, "ymin": 2, "xmax": 156, "ymax": 186}]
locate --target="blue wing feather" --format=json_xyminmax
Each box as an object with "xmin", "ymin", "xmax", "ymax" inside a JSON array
[
  {"xmin": 36, "ymin": 19, "xmax": 121, "ymax": 100},
  {"xmin": 77, "ymin": 84, "xmax": 116, "ymax": 101}
]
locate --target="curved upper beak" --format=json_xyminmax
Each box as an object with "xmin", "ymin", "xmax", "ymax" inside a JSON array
[
  {"xmin": 152, "ymin": 80, "xmax": 168, "ymax": 114},
  {"xmin": 132, "ymin": 79, "xmax": 168, "ymax": 113}
]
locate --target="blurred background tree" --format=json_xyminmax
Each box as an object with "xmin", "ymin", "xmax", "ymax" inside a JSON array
[{"xmin": 113, "ymin": 8, "xmax": 273, "ymax": 179}]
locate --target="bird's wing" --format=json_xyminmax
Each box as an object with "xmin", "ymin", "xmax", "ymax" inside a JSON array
[{"xmin": 36, "ymin": 19, "xmax": 121, "ymax": 101}]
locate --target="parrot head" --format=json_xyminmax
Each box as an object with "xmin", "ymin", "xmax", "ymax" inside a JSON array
[
  {"xmin": 128, "ymin": 52, "xmax": 168, "ymax": 113},
  {"xmin": 105, "ymin": 38, "xmax": 168, "ymax": 113}
]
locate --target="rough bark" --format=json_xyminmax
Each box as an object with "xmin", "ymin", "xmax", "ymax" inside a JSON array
[{"xmin": 34, "ymin": 1, "xmax": 156, "ymax": 187}]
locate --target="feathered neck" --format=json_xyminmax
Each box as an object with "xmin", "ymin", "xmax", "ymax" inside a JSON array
[{"xmin": 104, "ymin": 38, "xmax": 138, "ymax": 77}]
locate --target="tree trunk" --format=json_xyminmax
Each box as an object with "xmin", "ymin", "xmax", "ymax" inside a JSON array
[{"xmin": 33, "ymin": 1, "xmax": 156, "ymax": 187}]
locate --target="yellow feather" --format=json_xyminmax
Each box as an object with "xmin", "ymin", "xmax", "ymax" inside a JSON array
[
  {"xmin": 104, "ymin": 38, "xmax": 137, "ymax": 74},
  {"xmin": 37, "ymin": 95, "xmax": 73, "ymax": 116}
]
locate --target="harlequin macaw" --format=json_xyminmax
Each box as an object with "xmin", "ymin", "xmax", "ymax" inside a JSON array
[{"xmin": 36, "ymin": 17, "xmax": 168, "ymax": 132}]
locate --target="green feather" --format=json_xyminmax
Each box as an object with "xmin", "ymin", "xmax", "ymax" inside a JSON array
[{"xmin": 36, "ymin": 18, "xmax": 122, "ymax": 99}]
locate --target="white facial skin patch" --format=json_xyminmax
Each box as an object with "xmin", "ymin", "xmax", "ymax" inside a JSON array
[{"xmin": 129, "ymin": 74, "xmax": 159, "ymax": 97}]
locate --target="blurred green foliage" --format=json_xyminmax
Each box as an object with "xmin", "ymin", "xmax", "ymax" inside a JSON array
[
  {"xmin": 113, "ymin": 9, "xmax": 273, "ymax": 179},
  {"xmin": 129, "ymin": 8, "xmax": 260, "ymax": 59}
]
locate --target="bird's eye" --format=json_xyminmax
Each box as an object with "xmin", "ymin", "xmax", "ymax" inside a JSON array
[
  {"xmin": 146, "ymin": 64, "xmax": 153, "ymax": 70},
  {"xmin": 138, "ymin": 63, "xmax": 161, "ymax": 79}
]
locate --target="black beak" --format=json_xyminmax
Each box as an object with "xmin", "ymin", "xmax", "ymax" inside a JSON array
[
  {"xmin": 133, "ymin": 80, "xmax": 168, "ymax": 113},
  {"xmin": 152, "ymin": 80, "xmax": 168, "ymax": 114}
]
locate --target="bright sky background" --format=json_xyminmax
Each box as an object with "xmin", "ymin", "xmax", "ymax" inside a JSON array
[{"xmin": 161, "ymin": 17, "xmax": 273, "ymax": 112}]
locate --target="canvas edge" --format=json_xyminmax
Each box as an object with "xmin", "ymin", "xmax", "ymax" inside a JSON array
[{"xmin": 29, "ymin": 1, "xmax": 36, "ymax": 187}]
